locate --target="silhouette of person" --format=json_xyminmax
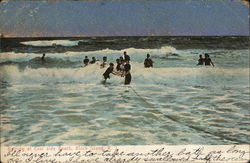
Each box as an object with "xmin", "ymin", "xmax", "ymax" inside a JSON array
[
  {"xmin": 144, "ymin": 54, "xmax": 153, "ymax": 68},
  {"xmin": 103, "ymin": 63, "xmax": 120, "ymax": 83},
  {"xmin": 83, "ymin": 56, "xmax": 89, "ymax": 66},
  {"xmin": 100, "ymin": 56, "xmax": 107, "ymax": 68},
  {"xmin": 123, "ymin": 60, "xmax": 132, "ymax": 85},
  {"xmin": 123, "ymin": 51, "xmax": 130, "ymax": 62},
  {"xmin": 41, "ymin": 53, "xmax": 45, "ymax": 61},
  {"xmin": 204, "ymin": 53, "xmax": 214, "ymax": 66},
  {"xmin": 197, "ymin": 55, "xmax": 204, "ymax": 65},
  {"xmin": 90, "ymin": 57, "xmax": 96, "ymax": 64}
]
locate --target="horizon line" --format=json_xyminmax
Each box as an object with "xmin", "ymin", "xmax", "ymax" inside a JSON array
[{"xmin": 1, "ymin": 35, "xmax": 250, "ymax": 38}]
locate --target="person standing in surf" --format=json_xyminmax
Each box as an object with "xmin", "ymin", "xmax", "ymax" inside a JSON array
[
  {"xmin": 116, "ymin": 58, "xmax": 121, "ymax": 71},
  {"xmin": 90, "ymin": 57, "xmax": 96, "ymax": 64},
  {"xmin": 122, "ymin": 60, "xmax": 132, "ymax": 85},
  {"xmin": 204, "ymin": 53, "xmax": 214, "ymax": 66},
  {"xmin": 103, "ymin": 63, "xmax": 119, "ymax": 83},
  {"xmin": 197, "ymin": 55, "xmax": 204, "ymax": 65},
  {"xmin": 119, "ymin": 59, "xmax": 125, "ymax": 73},
  {"xmin": 123, "ymin": 51, "xmax": 130, "ymax": 62},
  {"xmin": 41, "ymin": 53, "xmax": 45, "ymax": 61},
  {"xmin": 83, "ymin": 56, "xmax": 89, "ymax": 66},
  {"xmin": 144, "ymin": 53, "xmax": 153, "ymax": 68},
  {"xmin": 100, "ymin": 56, "xmax": 107, "ymax": 68}
]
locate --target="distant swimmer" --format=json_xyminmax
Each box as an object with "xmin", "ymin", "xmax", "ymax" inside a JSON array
[
  {"xmin": 83, "ymin": 56, "xmax": 89, "ymax": 66},
  {"xmin": 144, "ymin": 53, "xmax": 153, "ymax": 68},
  {"xmin": 100, "ymin": 56, "xmax": 107, "ymax": 68},
  {"xmin": 123, "ymin": 51, "xmax": 130, "ymax": 62},
  {"xmin": 122, "ymin": 60, "xmax": 132, "ymax": 85},
  {"xmin": 41, "ymin": 53, "xmax": 45, "ymax": 61},
  {"xmin": 197, "ymin": 55, "xmax": 204, "ymax": 65},
  {"xmin": 103, "ymin": 63, "xmax": 120, "ymax": 83},
  {"xmin": 90, "ymin": 57, "xmax": 96, "ymax": 64},
  {"xmin": 204, "ymin": 53, "xmax": 214, "ymax": 66}
]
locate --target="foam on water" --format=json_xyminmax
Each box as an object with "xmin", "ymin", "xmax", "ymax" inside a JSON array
[
  {"xmin": 0, "ymin": 64, "xmax": 248, "ymax": 87},
  {"xmin": 20, "ymin": 40, "xmax": 82, "ymax": 47},
  {"xmin": 0, "ymin": 46, "xmax": 249, "ymax": 146}
]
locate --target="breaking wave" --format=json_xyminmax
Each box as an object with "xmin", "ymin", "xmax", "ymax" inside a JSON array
[
  {"xmin": 20, "ymin": 40, "xmax": 82, "ymax": 47},
  {"xmin": 0, "ymin": 64, "xmax": 248, "ymax": 87}
]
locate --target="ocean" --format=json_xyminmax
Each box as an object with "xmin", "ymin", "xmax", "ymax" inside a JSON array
[{"xmin": 0, "ymin": 36, "xmax": 249, "ymax": 146}]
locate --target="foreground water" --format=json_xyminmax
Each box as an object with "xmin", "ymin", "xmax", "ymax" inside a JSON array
[{"xmin": 0, "ymin": 42, "xmax": 249, "ymax": 146}]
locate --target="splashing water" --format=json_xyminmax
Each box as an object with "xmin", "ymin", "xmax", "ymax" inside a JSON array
[{"xmin": 0, "ymin": 44, "xmax": 249, "ymax": 146}]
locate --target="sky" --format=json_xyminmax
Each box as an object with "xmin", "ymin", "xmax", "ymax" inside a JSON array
[{"xmin": 0, "ymin": 0, "xmax": 249, "ymax": 37}]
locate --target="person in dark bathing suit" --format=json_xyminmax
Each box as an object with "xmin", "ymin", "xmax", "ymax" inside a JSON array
[
  {"xmin": 122, "ymin": 60, "xmax": 132, "ymax": 85},
  {"xmin": 41, "ymin": 53, "xmax": 45, "ymax": 61},
  {"xmin": 100, "ymin": 56, "xmax": 107, "ymax": 68},
  {"xmin": 116, "ymin": 58, "xmax": 121, "ymax": 71},
  {"xmin": 197, "ymin": 55, "xmax": 204, "ymax": 65},
  {"xmin": 83, "ymin": 56, "xmax": 89, "ymax": 66},
  {"xmin": 90, "ymin": 57, "xmax": 96, "ymax": 64},
  {"xmin": 103, "ymin": 63, "xmax": 120, "ymax": 83},
  {"xmin": 204, "ymin": 53, "xmax": 214, "ymax": 67},
  {"xmin": 123, "ymin": 51, "xmax": 130, "ymax": 62},
  {"xmin": 144, "ymin": 53, "xmax": 153, "ymax": 68}
]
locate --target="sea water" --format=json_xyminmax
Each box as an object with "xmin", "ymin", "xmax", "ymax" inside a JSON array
[{"xmin": 0, "ymin": 39, "xmax": 249, "ymax": 146}]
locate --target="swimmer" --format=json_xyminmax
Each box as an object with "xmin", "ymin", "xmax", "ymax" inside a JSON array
[
  {"xmin": 122, "ymin": 60, "xmax": 132, "ymax": 85},
  {"xmin": 197, "ymin": 55, "xmax": 204, "ymax": 65},
  {"xmin": 144, "ymin": 53, "xmax": 153, "ymax": 68},
  {"xmin": 123, "ymin": 51, "xmax": 130, "ymax": 62},
  {"xmin": 83, "ymin": 56, "xmax": 89, "ymax": 66},
  {"xmin": 103, "ymin": 63, "xmax": 120, "ymax": 83},
  {"xmin": 204, "ymin": 53, "xmax": 214, "ymax": 66},
  {"xmin": 90, "ymin": 57, "xmax": 96, "ymax": 64},
  {"xmin": 41, "ymin": 53, "xmax": 45, "ymax": 61},
  {"xmin": 100, "ymin": 56, "xmax": 107, "ymax": 68}
]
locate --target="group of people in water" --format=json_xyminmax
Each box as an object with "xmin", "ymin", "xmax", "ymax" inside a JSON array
[
  {"xmin": 82, "ymin": 51, "xmax": 155, "ymax": 85},
  {"xmin": 82, "ymin": 51, "xmax": 133, "ymax": 85},
  {"xmin": 41, "ymin": 51, "xmax": 214, "ymax": 85},
  {"xmin": 197, "ymin": 53, "xmax": 214, "ymax": 66}
]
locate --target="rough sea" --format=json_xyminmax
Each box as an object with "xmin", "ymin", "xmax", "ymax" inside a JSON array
[{"xmin": 0, "ymin": 36, "xmax": 249, "ymax": 146}]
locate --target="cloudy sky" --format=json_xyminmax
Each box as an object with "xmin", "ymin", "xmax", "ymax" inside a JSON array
[{"xmin": 0, "ymin": 0, "xmax": 249, "ymax": 37}]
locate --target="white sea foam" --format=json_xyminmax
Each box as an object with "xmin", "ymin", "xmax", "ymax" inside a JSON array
[
  {"xmin": 0, "ymin": 64, "xmax": 248, "ymax": 87},
  {"xmin": 20, "ymin": 40, "xmax": 82, "ymax": 47}
]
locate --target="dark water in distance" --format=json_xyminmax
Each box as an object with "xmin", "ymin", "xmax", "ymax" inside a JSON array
[{"xmin": 1, "ymin": 36, "xmax": 249, "ymax": 53}]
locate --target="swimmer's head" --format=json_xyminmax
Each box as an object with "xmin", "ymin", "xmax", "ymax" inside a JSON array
[
  {"xmin": 147, "ymin": 54, "xmax": 150, "ymax": 58},
  {"xmin": 109, "ymin": 63, "xmax": 114, "ymax": 67}
]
